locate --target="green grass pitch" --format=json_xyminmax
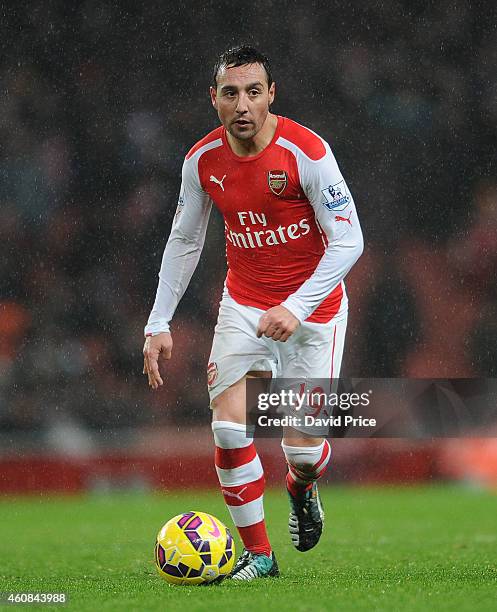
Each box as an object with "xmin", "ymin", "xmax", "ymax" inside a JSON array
[{"xmin": 0, "ymin": 486, "xmax": 496, "ymax": 611}]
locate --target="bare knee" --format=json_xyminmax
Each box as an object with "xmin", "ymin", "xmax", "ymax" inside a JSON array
[
  {"xmin": 282, "ymin": 427, "xmax": 324, "ymax": 447},
  {"xmin": 211, "ymin": 371, "xmax": 271, "ymax": 424},
  {"xmin": 211, "ymin": 377, "xmax": 246, "ymax": 424}
]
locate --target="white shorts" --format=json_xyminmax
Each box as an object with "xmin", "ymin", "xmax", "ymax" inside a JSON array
[{"xmin": 207, "ymin": 290, "xmax": 348, "ymax": 406}]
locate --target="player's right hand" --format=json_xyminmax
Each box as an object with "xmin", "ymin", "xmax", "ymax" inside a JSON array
[{"xmin": 143, "ymin": 332, "xmax": 173, "ymax": 389}]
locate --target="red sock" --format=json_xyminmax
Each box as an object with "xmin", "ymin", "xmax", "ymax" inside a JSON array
[
  {"xmin": 212, "ymin": 421, "xmax": 271, "ymax": 557},
  {"xmin": 283, "ymin": 439, "xmax": 332, "ymax": 498},
  {"xmin": 286, "ymin": 471, "xmax": 312, "ymax": 498},
  {"xmin": 238, "ymin": 520, "xmax": 271, "ymax": 557}
]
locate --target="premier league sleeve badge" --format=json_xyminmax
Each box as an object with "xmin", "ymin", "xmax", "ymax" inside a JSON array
[{"xmin": 321, "ymin": 181, "xmax": 350, "ymax": 211}]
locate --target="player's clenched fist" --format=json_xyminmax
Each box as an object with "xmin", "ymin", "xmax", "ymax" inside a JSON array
[
  {"xmin": 256, "ymin": 305, "xmax": 300, "ymax": 342},
  {"xmin": 143, "ymin": 332, "xmax": 173, "ymax": 389}
]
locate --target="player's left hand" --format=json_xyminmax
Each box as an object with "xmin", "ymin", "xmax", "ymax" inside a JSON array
[{"xmin": 256, "ymin": 305, "xmax": 300, "ymax": 342}]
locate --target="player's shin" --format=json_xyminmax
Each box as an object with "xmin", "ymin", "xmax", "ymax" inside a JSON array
[
  {"xmin": 212, "ymin": 420, "xmax": 271, "ymax": 557},
  {"xmin": 281, "ymin": 439, "xmax": 332, "ymax": 496}
]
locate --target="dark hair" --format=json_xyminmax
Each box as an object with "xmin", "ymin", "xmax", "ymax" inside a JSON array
[{"xmin": 212, "ymin": 45, "xmax": 273, "ymax": 88}]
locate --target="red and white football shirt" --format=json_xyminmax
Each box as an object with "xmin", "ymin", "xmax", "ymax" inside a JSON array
[{"xmin": 145, "ymin": 115, "xmax": 363, "ymax": 334}]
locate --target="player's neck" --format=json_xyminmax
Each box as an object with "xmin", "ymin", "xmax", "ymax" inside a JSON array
[{"xmin": 226, "ymin": 113, "xmax": 278, "ymax": 157}]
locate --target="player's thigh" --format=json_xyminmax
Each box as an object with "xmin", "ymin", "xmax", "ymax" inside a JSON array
[
  {"xmin": 279, "ymin": 314, "xmax": 348, "ymax": 441},
  {"xmin": 208, "ymin": 294, "xmax": 275, "ymax": 419},
  {"xmin": 212, "ymin": 371, "xmax": 272, "ymax": 424},
  {"xmin": 279, "ymin": 313, "xmax": 348, "ymax": 380}
]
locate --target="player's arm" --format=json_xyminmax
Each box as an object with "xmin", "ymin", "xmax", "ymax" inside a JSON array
[
  {"xmin": 143, "ymin": 155, "xmax": 212, "ymax": 389},
  {"xmin": 280, "ymin": 141, "xmax": 364, "ymax": 323}
]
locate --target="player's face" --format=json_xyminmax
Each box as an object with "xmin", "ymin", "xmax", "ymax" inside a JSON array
[{"xmin": 210, "ymin": 63, "xmax": 275, "ymax": 141}]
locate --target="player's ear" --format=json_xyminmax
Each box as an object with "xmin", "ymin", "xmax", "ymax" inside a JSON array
[
  {"xmin": 210, "ymin": 86, "xmax": 218, "ymax": 109},
  {"xmin": 268, "ymin": 82, "xmax": 275, "ymax": 106}
]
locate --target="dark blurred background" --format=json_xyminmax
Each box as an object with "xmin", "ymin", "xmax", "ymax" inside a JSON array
[{"xmin": 1, "ymin": 1, "xmax": 497, "ymax": 475}]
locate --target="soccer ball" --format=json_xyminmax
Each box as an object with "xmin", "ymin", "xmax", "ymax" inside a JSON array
[{"xmin": 155, "ymin": 511, "xmax": 235, "ymax": 585}]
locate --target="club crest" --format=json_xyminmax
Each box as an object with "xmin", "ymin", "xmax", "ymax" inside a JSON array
[
  {"xmin": 267, "ymin": 170, "xmax": 287, "ymax": 196},
  {"xmin": 207, "ymin": 362, "xmax": 218, "ymax": 387}
]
